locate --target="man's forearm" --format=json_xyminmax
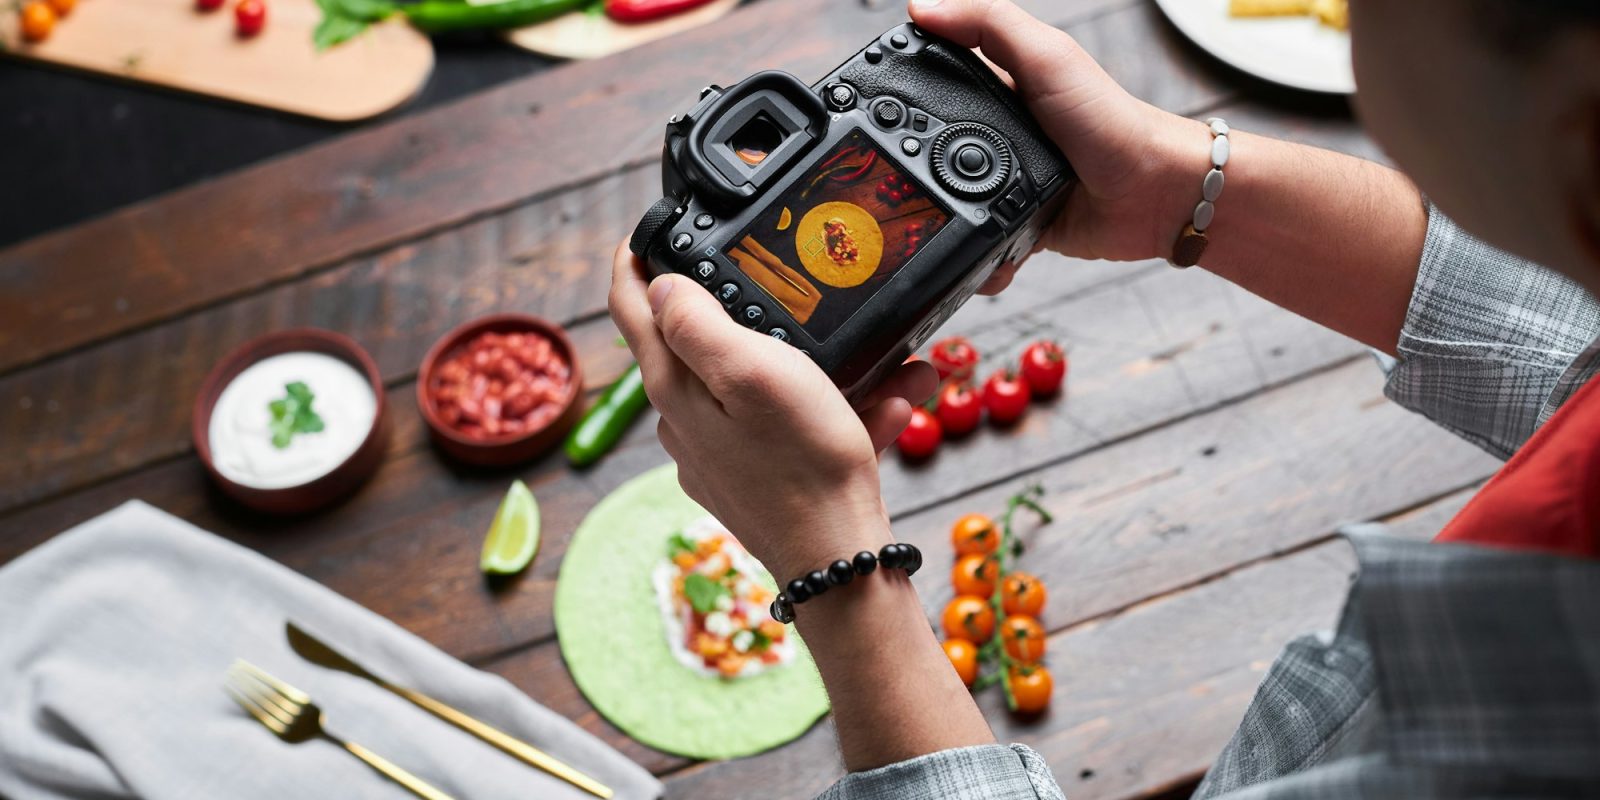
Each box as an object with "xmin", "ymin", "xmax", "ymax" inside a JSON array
[
  {"xmin": 1156, "ymin": 119, "xmax": 1427, "ymax": 354},
  {"xmin": 789, "ymin": 528, "xmax": 995, "ymax": 773}
]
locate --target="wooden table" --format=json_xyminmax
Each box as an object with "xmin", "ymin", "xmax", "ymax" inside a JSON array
[{"xmin": 0, "ymin": 1, "xmax": 1501, "ymax": 797}]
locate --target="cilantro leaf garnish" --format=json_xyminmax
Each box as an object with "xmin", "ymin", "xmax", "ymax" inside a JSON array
[
  {"xmin": 684, "ymin": 573, "xmax": 730, "ymax": 614},
  {"xmin": 268, "ymin": 381, "xmax": 326, "ymax": 449},
  {"xmin": 667, "ymin": 532, "xmax": 696, "ymax": 558}
]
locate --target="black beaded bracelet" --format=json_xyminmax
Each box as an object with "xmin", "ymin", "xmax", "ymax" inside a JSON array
[{"xmin": 768, "ymin": 543, "xmax": 922, "ymax": 624}]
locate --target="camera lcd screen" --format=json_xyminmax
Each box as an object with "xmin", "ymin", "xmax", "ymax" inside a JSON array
[{"xmin": 728, "ymin": 129, "xmax": 951, "ymax": 342}]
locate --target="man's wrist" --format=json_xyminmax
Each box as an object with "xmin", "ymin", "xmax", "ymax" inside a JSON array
[
  {"xmin": 1144, "ymin": 113, "xmax": 1214, "ymax": 262},
  {"xmin": 760, "ymin": 507, "xmax": 895, "ymax": 587}
]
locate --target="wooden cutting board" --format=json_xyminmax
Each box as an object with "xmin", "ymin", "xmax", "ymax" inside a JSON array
[
  {"xmin": 501, "ymin": 0, "xmax": 739, "ymax": 61},
  {"xmin": 0, "ymin": 0, "xmax": 433, "ymax": 121}
]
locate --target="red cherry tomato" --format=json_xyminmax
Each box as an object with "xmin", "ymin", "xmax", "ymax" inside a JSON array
[
  {"xmin": 983, "ymin": 368, "xmax": 1030, "ymax": 426},
  {"xmin": 896, "ymin": 407, "xmax": 943, "ymax": 460},
  {"xmin": 935, "ymin": 381, "xmax": 982, "ymax": 437},
  {"xmin": 1020, "ymin": 339, "xmax": 1067, "ymax": 397},
  {"xmin": 929, "ymin": 336, "xmax": 979, "ymax": 382},
  {"xmin": 197, "ymin": 0, "xmax": 224, "ymax": 10},
  {"xmin": 234, "ymin": 0, "xmax": 265, "ymax": 36}
]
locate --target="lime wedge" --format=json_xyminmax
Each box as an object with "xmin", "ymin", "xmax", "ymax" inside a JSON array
[{"xmin": 481, "ymin": 480, "xmax": 540, "ymax": 576}]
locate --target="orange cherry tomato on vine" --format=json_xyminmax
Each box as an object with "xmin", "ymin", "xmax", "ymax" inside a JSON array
[
  {"xmin": 951, "ymin": 553, "xmax": 997, "ymax": 597},
  {"xmin": 20, "ymin": 1, "xmax": 56, "ymax": 42},
  {"xmin": 1020, "ymin": 339, "xmax": 1067, "ymax": 397},
  {"xmin": 895, "ymin": 406, "xmax": 942, "ymax": 460},
  {"xmin": 1001, "ymin": 614, "xmax": 1047, "ymax": 663},
  {"xmin": 234, "ymin": 0, "xmax": 266, "ymax": 37},
  {"xmin": 942, "ymin": 638, "xmax": 979, "ymax": 687},
  {"xmin": 941, "ymin": 595, "xmax": 995, "ymax": 642},
  {"xmin": 929, "ymin": 336, "xmax": 979, "ymax": 382},
  {"xmin": 935, "ymin": 381, "xmax": 983, "ymax": 437},
  {"xmin": 1009, "ymin": 664, "xmax": 1053, "ymax": 714},
  {"xmin": 951, "ymin": 513, "xmax": 998, "ymax": 556},
  {"xmin": 1001, "ymin": 571, "xmax": 1047, "ymax": 617},
  {"xmin": 983, "ymin": 368, "xmax": 1029, "ymax": 426},
  {"xmin": 45, "ymin": 0, "xmax": 73, "ymax": 17}
]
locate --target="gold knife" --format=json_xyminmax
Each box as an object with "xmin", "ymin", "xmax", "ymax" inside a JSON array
[{"xmin": 286, "ymin": 621, "xmax": 613, "ymax": 799}]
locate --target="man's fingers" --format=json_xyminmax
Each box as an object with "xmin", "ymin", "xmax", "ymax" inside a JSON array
[
  {"xmin": 650, "ymin": 272, "xmax": 791, "ymax": 400},
  {"xmin": 860, "ymin": 359, "xmax": 941, "ymax": 410},
  {"xmin": 977, "ymin": 261, "xmax": 1019, "ymax": 295},
  {"xmin": 909, "ymin": 0, "xmax": 1103, "ymax": 113},
  {"xmin": 610, "ymin": 241, "xmax": 715, "ymax": 417},
  {"xmin": 860, "ymin": 397, "xmax": 915, "ymax": 454}
]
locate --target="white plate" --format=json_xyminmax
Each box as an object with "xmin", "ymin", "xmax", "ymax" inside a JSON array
[{"xmin": 1153, "ymin": 0, "xmax": 1355, "ymax": 94}]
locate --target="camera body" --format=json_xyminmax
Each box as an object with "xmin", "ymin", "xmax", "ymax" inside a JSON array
[{"xmin": 630, "ymin": 22, "xmax": 1073, "ymax": 403}]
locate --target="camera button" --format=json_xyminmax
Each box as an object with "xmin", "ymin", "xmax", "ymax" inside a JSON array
[
  {"xmin": 825, "ymin": 83, "xmax": 856, "ymax": 111},
  {"xmin": 890, "ymin": 33, "xmax": 908, "ymax": 49},
  {"xmin": 871, "ymin": 99, "xmax": 904, "ymax": 129},
  {"xmin": 911, "ymin": 113, "xmax": 929, "ymax": 133},
  {"xmin": 738, "ymin": 304, "xmax": 766, "ymax": 328},
  {"xmin": 955, "ymin": 145, "xmax": 990, "ymax": 177},
  {"xmin": 716, "ymin": 282, "xmax": 742, "ymax": 306},
  {"xmin": 693, "ymin": 213, "xmax": 715, "ymax": 230},
  {"xmin": 671, "ymin": 232, "xmax": 694, "ymax": 252},
  {"xmin": 767, "ymin": 327, "xmax": 790, "ymax": 343},
  {"xmin": 692, "ymin": 260, "xmax": 717, "ymax": 284},
  {"xmin": 864, "ymin": 46, "xmax": 883, "ymax": 64},
  {"xmin": 901, "ymin": 138, "xmax": 922, "ymax": 157}
]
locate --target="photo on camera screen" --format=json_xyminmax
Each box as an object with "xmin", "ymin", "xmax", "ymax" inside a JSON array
[{"xmin": 729, "ymin": 129, "xmax": 951, "ymax": 342}]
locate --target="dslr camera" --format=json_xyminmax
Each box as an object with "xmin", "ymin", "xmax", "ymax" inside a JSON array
[{"xmin": 629, "ymin": 23, "xmax": 1073, "ymax": 403}]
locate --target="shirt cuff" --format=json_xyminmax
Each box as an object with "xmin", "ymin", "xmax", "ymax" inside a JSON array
[
  {"xmin": 1382, "ymin": 204, "xmax": 1599, "ymax": 459},
  {"xmin": 815, "ymin": 744, "xmax": 1066, "ymax": 800}
]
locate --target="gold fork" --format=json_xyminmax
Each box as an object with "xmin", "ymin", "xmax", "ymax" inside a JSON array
[{"xmin": 225, "ymin": 659, "xmax": 455, "ymax": 800}]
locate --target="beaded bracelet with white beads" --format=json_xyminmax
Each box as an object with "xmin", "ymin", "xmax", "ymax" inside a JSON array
[{"xmin": 1171, "ymin": 117, "xmax": 1229, "ymax": 268}]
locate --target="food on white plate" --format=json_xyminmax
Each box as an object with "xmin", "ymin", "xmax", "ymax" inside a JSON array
[
  {"xmin": 208, "ymin": 352, "xmax": 376, "ymax": 489},
  {"xmin": 652, "ymin": 517, "xmax": 796, "ymax": 679},
  {"xmin": 1229, "ymin": 0, "xmax": 1347, "ymax": 30}
]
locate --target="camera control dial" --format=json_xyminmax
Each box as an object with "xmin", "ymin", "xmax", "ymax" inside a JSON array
[{"xmin": 929, "ymin": 122, "xmax": 1013, "ymax": 199}]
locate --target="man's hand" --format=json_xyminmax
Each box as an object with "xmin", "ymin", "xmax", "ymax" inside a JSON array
[
  {"xmin": 608, "ymin": 242, "xmax": 937, "ymax": 578},
  {"xmin": 911, "ymin": 0, "xmax": 1203, "ymax": 292}
]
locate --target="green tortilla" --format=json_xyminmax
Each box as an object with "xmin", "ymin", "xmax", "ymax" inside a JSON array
[{"xmin": 554, "ymin": 464, "xmax": 830, "ymax": 760}]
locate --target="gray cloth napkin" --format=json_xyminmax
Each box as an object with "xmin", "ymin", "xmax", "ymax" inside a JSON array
[{"xmin": 0, "ymin": 501, "xmax": 662, "ymax": 800}]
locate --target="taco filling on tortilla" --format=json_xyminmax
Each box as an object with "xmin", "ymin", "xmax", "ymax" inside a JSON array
[
  {"xmin": 653, "ymin": 517, "xmax": 795, "ymax": 679},
  {"xmin": 822, "ymin": 217, "xmax": 861, "ymax": 266}
]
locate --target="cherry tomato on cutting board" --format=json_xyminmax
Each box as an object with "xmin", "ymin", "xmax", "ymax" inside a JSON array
[
  {"xmin": 1009, "ymin": 665, "xmax": 1053, "ymax": 714},
  {"xmin": 941, "ymin": 595, "xmax": 995, "ymax": 642},
  {"xmin": 935, "ymin": 381, "xmax": 982, "ymax": 437},
  {"xmin": 1001, "ymin": 614, "xmax": 1047, "ymax": 663},
  {"xmin": 1002, "ymin": 571, "xmax": 1047, "ymax": 617},
  {"xmin": 929, "ymin": 336, "xmax": 979, "ymax": 382},
  {"xmin": 20, "ymin": 1, "xmax": 56, "ymax": 41},
  {"xmin": 896, "ymin": 406, "xmax": 942, "ymax": 460},
  {"xmin": 983, "ymin": 368, "xmax": 1030, "ymax": 426},
  {"xmin": 942, "ymin": 639, "xmax": 979, "ymax": 687},
  {"xmin": 951, "ymin": 513, "xmax": 998, "ymax": 556},
  {"xmin": 234, "ymin": 0, "xmax": 265, "ymax": 37},
  {"xmin": 1020, "ymin": 339, "xmax": 1067, "ymax": 397},
  {"xmin": 951, "ymin": 553, "xmax": 997, "ymax": 598}
]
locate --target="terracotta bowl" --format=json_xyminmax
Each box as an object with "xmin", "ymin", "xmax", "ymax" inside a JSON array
[
  {"xmin": 416, "ymin": 313, "xmax": 584, "ymax": 467},
  {"xmin": 193, "ymin": 329, "xmax": 390, "ymax": 515}
]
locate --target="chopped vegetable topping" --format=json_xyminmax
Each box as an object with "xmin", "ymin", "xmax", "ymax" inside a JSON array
[{"xmin": 267, "ymin": 381, "xmax": 325, "ymax": 449}]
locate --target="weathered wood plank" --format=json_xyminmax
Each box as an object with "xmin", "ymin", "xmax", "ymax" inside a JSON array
[
  {"xmin": 491, "ymin": 483, "xmax": 1471, "ymax": 793},
  {"xmin": 0, "ymin": 0, "xmax": 1210, "ymax": 375}
]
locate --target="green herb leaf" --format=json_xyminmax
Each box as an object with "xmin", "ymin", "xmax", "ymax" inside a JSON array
[
  {"xmin": 267, "ymin": 381, "xmax": 327, "ymax": 450},
  {"xmin": 311, "ymin": 0, "xmax": 394, "ymax": 50},
  {"xmin": 667, "ymin": 532, "xmax": 695, "ymax": 558},
  {"xmin": 750, "ymin": 628, "xmax": 772, "ymax": 652},
  {"xmin": 684, "ymin": 573, "xmax": 729, "ymax": 614}
]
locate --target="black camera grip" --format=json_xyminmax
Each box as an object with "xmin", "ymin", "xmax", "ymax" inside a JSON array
[{"xmin": 839, "ymin": 38, "xmax": 1069, "ymax": 192}]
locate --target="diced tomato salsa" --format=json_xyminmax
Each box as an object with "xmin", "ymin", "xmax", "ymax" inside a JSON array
[{"xmin": 428, "ymin": 330, "xmax": 571, "ymax": 440}]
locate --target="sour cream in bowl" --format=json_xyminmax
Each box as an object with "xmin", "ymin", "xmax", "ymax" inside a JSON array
[{"xmin": 194, "ymin": 330, "xmax": 389, "ymax": 514}]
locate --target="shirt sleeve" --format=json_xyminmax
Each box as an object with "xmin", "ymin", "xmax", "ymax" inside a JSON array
[
  {"xmin": 1382, "ymin": 205, "xmax": 1600, "ymax": 459},
  {"xmin": 815, "ymin": 744, "xmax": 1066, "ymax": 800}
]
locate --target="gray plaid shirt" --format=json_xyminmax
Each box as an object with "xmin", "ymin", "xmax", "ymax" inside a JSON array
[{"xmin": 819, "ymin": 209, "xmax": 1600, "ymax": 799}]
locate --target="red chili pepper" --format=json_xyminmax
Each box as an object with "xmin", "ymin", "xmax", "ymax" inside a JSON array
[
  {"xmin": 829, "ymin": 150, "xmax": 878, "ymax": 183},
  {"xmin": 605, "ymin": 0, "xmax": 716, "ymax": 23}
]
